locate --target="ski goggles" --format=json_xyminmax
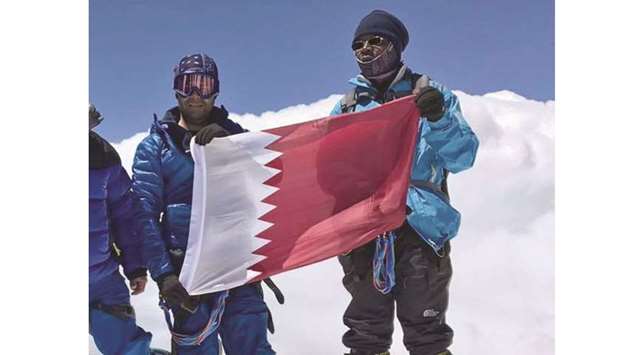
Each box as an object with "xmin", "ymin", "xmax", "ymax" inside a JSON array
[
  {"xmin": 352, "ymin": 36, "xmax": 387, "ymax": 51},
  {"xmin": 173, "ymin": 73, "xmax": 217, "ymax": 99}
]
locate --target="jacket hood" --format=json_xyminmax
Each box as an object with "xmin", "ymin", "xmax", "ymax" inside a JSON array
[{"xmin": 89, "ymin": 131, "xmax": 121, "ymax": 169}]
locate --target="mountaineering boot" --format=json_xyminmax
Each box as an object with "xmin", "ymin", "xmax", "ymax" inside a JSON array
[
  {"xmin": 345, "ymin": 351, "xmax": 390, "ymax": 355},
  {"xmin": 436, "ymin": 351, "xmax": 452, "ymax": 355}
]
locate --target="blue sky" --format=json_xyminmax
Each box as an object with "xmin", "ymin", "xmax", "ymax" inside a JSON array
[{"xmin": 90, "ymin": 0, "xmax": 554, "ymax": 141}]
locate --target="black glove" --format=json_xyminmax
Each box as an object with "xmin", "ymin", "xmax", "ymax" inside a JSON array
[
  {"xmin": 89, "ymin": 103, "xmax": 103, "ymax": 130},
  {"xmin": 157, "ymin": 274, "xmax": 191, "ymax": 308},
  {"xmin": 415, "ymin": 86, "xmax": 445, "ymax": 122},
  {"xmin": 194, "ymin": 123, "xmax": 229, "ymax": 145}
]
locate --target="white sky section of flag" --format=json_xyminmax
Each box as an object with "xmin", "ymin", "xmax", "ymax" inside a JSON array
[{"xmin": 179, "ymin": 131, "xmax": 282, "ymax": 295}]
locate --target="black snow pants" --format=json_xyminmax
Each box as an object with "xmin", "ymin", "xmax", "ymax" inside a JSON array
[{"xmin": 338, "ymin": 222, "xmax": 454, "ymax": 355}]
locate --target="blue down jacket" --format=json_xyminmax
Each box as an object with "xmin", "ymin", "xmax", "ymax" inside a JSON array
[
  {"xmin": 132, "ymin": 106, "xmax": 245, "ymax": 280},
  {"xmin": 331, "ymin": 65, "xmax": 479, "ymax": 251},
  {"xmin": 89, "ymin": 131, "xmax": 145, "ymax": 285}
]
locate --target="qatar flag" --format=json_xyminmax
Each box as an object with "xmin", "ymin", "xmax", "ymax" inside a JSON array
[{"xmin": 179, "ymin": 96, "xmax": 420, "ymax": 295}]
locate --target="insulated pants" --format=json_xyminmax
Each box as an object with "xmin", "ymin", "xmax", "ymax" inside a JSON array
[
  {"xmin": 170, "ymin": 283, "xmax": 275, "ymax": 355},
  {"xmin": 89, "ymin": 270, "xmax": 152, "ymax": 355},
  {"xmin": 338, "ymin": 223, "xmax": 453, "ymax": 355}
]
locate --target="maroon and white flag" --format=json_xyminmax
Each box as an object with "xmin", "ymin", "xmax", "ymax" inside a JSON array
[{"xmin": 179, "ymin": 97, "xmax": 420, "ymax": 295}]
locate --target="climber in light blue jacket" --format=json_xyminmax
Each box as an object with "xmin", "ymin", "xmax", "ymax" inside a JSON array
[{"xmin": 332, "ymin": 10, "xmax": 478, "ymax": 355}]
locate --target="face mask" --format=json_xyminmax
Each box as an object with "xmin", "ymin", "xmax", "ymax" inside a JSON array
[{"xmin": 356, "ymin": 42, "xmax": 401, "ymax": 80}]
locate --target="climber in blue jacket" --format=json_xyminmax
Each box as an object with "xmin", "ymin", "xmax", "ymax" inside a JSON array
[
  {"xmin": 89, "ymin": 104, "xmax": 154, "ymax": 355},
  {"xmin": 331, "ymin": 10, "xmax": 479, "ymax": 355},
  {"xmin": 132, "ymin": 53, "xmax": 275, "ymax": 355}
]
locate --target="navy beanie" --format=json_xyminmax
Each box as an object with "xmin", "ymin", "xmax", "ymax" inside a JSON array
[{"xmin": 353, "ymin": 10, "xmax": 409, "ymax": 53}]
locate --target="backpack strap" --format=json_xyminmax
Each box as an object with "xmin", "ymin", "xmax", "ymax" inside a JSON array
[
  {"xmin": 340, "ymin": 89, "xmax": 375, "ymax": 113},
  {"xmin": 263, "ymin": 277, "xmax": 285, "ymax": 304},
  {"xmin": 441, "ymin": 170, "xmax": 449, "ymax": 199},
  {"xmin": 339, "ymin": 90, "xmax": 357, "ymax": 113},
  {"xmin": 383, "ymin": 69, "xmax": 425, "ymax": 101},
  {"xmin": 401, "ymin": 69, "xmax": 423, "ymax": 96}
]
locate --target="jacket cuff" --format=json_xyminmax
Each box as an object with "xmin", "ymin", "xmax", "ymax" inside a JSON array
[
  {"xmin": 427, "ymin": 111, "xmax": 453, "ymax": 130},
  {"xmin": 124, "ymin": 267, "xmax": 147, "ymax": 280},
  {"xmin": 154, "ymin": 271, "xmax": 176, "ymax": 285}
]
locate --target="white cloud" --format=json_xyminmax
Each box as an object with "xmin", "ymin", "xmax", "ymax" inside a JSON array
[
  {"xmin": 93, "ymin": 90, "xmax": 555, "ymax": 355},
  {"xmin": 229, "ymin": 95, "xmax": 343, "ymax": 131}
]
